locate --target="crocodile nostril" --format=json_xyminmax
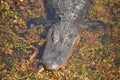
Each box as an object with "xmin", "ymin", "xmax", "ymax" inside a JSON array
[{"xmin": 42, "ymin": 60, "xmax": 60, "ymax": 70}]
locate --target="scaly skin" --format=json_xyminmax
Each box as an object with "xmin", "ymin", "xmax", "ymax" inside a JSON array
[{"xmin": 41, "ymin": 0, "xmax": 93, "ymax": 70}]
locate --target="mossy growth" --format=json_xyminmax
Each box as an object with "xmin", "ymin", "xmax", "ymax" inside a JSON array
[
  {"xmin": 0, "ymin": 0, "xmax": 120, "ymax": 80},
  {"xmin": 0, "ymin": 0, "xmax": 46, "ymax": 79}
]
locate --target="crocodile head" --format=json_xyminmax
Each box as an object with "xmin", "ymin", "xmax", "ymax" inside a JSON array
[{"xmin": 41, "ymin": 22, "xmax": 79, "ymax": 70}]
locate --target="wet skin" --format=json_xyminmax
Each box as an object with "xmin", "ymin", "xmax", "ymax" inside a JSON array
[
  {"xmin": 41, "ymin": 0, "xmax": 93, "ymax": 70},
  {"xmin": 42, "ymin": 0, "xmax": 106, "ymax": 70}
]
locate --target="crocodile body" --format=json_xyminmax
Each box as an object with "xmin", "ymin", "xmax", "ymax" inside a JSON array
[{"xmin": 41, "ymin": 0, "xmax": 93, "ymax": 70}]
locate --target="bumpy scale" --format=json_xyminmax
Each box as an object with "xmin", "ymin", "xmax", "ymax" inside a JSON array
[{"xmin": 41, "ymin": 0, "xmax": 93, "ymax": 70}]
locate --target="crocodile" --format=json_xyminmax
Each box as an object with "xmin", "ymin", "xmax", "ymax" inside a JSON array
[{"xmin": 41, "ymin": 0, "xmax": 106, "ymax": 70}]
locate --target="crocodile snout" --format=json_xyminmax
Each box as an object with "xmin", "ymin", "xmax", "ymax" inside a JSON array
[{"xmin": 42, "ymin": 59, "xmax": 61, "ymax": 70}]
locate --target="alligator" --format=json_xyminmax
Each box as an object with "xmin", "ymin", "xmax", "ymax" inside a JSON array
[{"xmin": 41, "ymin": 0, "xmax": 106, "ymax": 70}]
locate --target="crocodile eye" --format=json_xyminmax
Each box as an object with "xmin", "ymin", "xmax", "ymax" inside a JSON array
[
  {"xmin": 54, "ymin": 36, "xmax": 59, "ymax": 43},
  {"xmin": 75, "ymin": 5, "xmax": 79, "ymax": 10},
  {"xmin": 63, "ymin": 37, "xmax": 69, "ymax": 44},
  {"xmin": 63, "ymin": 34, "xmax": 72, "ymax": 44},
  {"xmin": 52, "ymin": 34, "xmax": 60, "ymax": 44},
  {"xmin": 50, "ymin": 30, "xmax": 59, "ymax": 43}
]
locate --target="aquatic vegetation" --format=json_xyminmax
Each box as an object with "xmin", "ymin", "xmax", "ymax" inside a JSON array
[{"xmin": 0, "ymin": 0, "xmax": 119, "ymax": 80}]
